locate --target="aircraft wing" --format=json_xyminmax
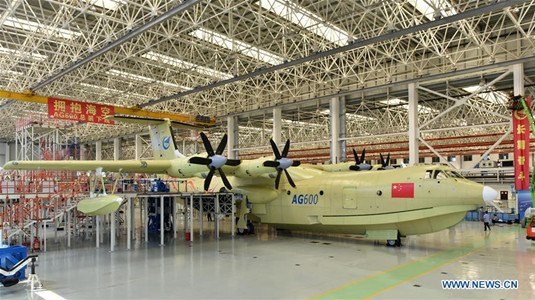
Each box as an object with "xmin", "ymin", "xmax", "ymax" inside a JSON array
[{"xmin": 3, "ymin": 160, "xmax": 171, "ymax": 173}]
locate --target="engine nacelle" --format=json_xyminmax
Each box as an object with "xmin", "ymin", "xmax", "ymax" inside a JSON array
[
  {"xmin": 233, "ymin": 157, "xmax": 275, "ymax": 178},
  {"xmin": 167, "ymin": 157, "xmax": 208, "ymax": 178}
]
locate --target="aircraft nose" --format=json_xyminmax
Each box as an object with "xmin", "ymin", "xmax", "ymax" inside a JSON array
[{"xmin": 482, "ymin": 186, "xmax": 498, "ymax": 203}]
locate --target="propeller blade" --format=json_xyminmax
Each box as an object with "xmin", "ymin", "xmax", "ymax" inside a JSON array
[
  {"xmin": 218, "ymin": 169, "xmax": 232, "ymax": 190},
  {"xmin": 200, "ymin": 132, "xmax": 215, "ymax": 157},
  {"xmin": 292, "ymin": 160, "xmax": 301, "ymax": 167},
  {"xmin": 360, "ymin": 149, "xmax": 366, "ymax": 165},
  {"xmin": 353, "ymin": 148, "xmax": 359, "ymax": 164},
  {"xmin": 386, "ymin": 153, "xmax": 391, "ymax": 166},
  {"xmin": 281, "ymin": 139, "xmax": 291, "ymax": 157},
  {"xmin": 204, "ymin": 169, "xmax": 215, "ymax": 191},
  {"xmin": 215, "ymin": 134, "xmax": 228, "ymax": 155},
  {"xmin": 284, "ymin": 169, "xmax": 296, "ymax": 188},
  {"xmin": 275, "ymin": 170, "xmax": 282, "ymax": 189},
  {"xmin": 263, "ymin": 161, "xmax": 280, "ymax": 168},
  {"xmin": 380, "ymin": 153, "xmax": 385, "ymax": 166},
  {"xmin": 225, "ymin": 159, "xmax": 241, "ymax": 166},
  {"xmin": 189, "ymin": 157, "xmax": 212, "ymax": 165},
  {"xmin": 269, "ymin": 139, "xmax": 282, "ymax": 159}
]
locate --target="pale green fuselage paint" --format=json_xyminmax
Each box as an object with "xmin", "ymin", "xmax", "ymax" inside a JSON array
[{"xmin": 184, "ymin": 165, "xmax": 484, "ymax": 237}]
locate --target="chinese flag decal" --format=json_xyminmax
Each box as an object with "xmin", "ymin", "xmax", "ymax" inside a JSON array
[{"xmin": 391, "ymin": 183, "xmax": 414, "ymax": 198}]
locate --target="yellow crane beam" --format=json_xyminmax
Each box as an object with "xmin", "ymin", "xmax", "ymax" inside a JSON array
[{"xmin": 0, "ymin": 89, "xmax": 216, "ymax": 127}]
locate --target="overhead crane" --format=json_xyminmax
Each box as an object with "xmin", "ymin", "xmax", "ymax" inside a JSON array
[{"xmin": 0, "ymin": 89, "xmax": 216, "ymax": 127}]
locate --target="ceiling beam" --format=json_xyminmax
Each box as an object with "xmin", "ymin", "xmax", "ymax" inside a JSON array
[
  {"xmin": 140, "ymin": 0, "xmax": 530, "ymax": 108},
  {"xmin": 30, "ymin": 0, "xmax": 203, "ymax": 92}
]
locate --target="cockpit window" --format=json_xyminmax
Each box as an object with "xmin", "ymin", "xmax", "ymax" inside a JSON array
[
  {"xmin": 447, "ymin": 171, "xmax": 464, "ymax": 179},
  {"xmin": 425, "ymin": 170, "xmax": 433, "ymax": 179},
  {"xmin": 435, "ymin": 170, "xmax": 448, "ymax": 179}
]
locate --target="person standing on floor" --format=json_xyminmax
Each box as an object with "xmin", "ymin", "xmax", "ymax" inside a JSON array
[{"xmin": 483, "ymin": 211, "xmax": 491, "ymax": 231}]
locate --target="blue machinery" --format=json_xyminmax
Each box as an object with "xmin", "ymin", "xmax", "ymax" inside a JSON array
[{"xmin": 0, "ymin": 245, "xmax": 41, "ymax": 289}]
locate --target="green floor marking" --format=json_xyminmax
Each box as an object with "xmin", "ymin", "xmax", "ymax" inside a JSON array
[{"xmin": 312, "ymin": 226, "xmax": 517, "ymax": 300}]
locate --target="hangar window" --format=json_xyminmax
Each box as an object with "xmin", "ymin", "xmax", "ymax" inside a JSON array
[
  {"xmin": 463, "ymin": 155, "xmax": 472, "ymax": 161},
  {"xmin": 432, "ymin": 157, "xmax": 440, "ymax": 163},
  {"xmin": 419, "ymin": 157, "xmax": 425, "ymax": 163}
]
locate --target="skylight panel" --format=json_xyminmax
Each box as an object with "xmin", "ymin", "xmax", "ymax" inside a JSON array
[
  {"xmin": 319, "ymin": 109, "xmax": 375, "ymax": 120},
  {"xmin": 141, "ymin": 51, "xmax": 233, "ymax": 80},
  {"xmin": 82, "ymin": 0, "xmax": 125, "ymax": 10},
  {"xmin": 190, "ymin": 28, "xmax": 284, "ymax": 65},
  {"xmin": 270, "ymin": 118, "xmax": 325, "ymax": 127},
  {"xmin": 0, "ymin": 69, "xmax": 23, "ymax": 76},
  {"xmin": 258, "ymin": 0, "xmax": 350, "ymax": 46},
  {"xmin": 79, "ymin": 82, "xmax": 122, "ymax": 93},
  {"xmin": 462, "ymin": 86, "xmax": 508, "ymax": 104},
  {"xmin": 3, "ymin": 16, "xmax": 82, "ymax": 40},
  {"xmin": 238, "ymin": 125, "xmax": 269, "ymax": 132},
  {"xmin": 380, "ymin": 98, "xmax": 405, "ymax": 105},
  {"xmin": 407, "ymin": 0, "xmax": 457, "ymax": 19},
  {"xmin": 0, "ymin": 46, "xmax": 47, "ymax": 60},
  {"xmin": 106, "ymin": 69, "xmax": 192, "ymax": 90},
  {"xmin": 346, "ymin": 113, "xmax": 376, "ymax": 121},
  {"xmin": 380, "ymin": 98, "xmax": 438, "ymax": 114}
]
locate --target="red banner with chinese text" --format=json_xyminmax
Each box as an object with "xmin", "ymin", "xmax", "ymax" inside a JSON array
[
  {"xmin": 513, "ymin": 97, "xmax": 531, "ymax": 190},
  {"xmin": 47, "ymin": 98, "xmax": 115, "ymax": 125}
]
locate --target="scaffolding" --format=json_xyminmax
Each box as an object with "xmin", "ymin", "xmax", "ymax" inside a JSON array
[{"xmin": 14, "ymin": 113, "xmax": 79, "ymax": 161}]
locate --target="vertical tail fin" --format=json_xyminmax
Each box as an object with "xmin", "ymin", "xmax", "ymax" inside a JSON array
[
  {"xmin": 105, "ymin": 116, "xmax": 197, "ymax": 160},
  {"xmin": 150, "ymin": 120, "xmax": 183, "ymax": 160}
]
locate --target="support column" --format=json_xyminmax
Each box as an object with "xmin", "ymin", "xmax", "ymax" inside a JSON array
[
  {"xmin": 231, "ymin": 193, "xmax": 235, "ymax": 237},
  {"xmin": 199, "ymin": 197, "xmax": 203, "ymax": 237},
  {"xmin": 110, "ymin": 212, "xmax": 115, "ymax": 252},
  {"xmin": 95, "ymin": 141, "xmax": 102, "ymax": 160},
  {"xmin": 160, "ymin": 195, "xmax": 164, "ymax": 246},
  {"xmin": 113, "ymin": 137, "xmax": 121, "ymax": 160},
  {"xmin": 80, "ymin": 144, "xmax": 87, "ymax": 160},
  {"xmin": 189, "ymin": 195, "xmax": 194, "ymax": 242},
  {"xmin": 215, "ymin": 194, "xmax": 220, "ymax": 240},
  {"xmin": 5, "ymin": 143, "xmax": 10, "ymax": 162},
  {"xmin": 272, "ymin": 108, "xmax": 282, "ymax": 146},
  {"xmin": 408, "ymin": 83, "xmax": 419, "ymax": 166},
  {"xmin": 135, "ymin": 134, "xmax": 143, "ymax": 160},
  {"xmin": 227, "ymin": 116, "xmax": 238, "ymax": 159},
  {"xmin": 127, "ymin": 198, "xmax": 131, "ymax": 250},
  {"xmin": 96, "ymin": 216, "xmax": 100, "ymax": 248},
  {"xmin": 67, "ymin": 211, "xmax": 71, "ymax": 248},
  {"xmin": 330, "ymin": 97, "xmax": 341, "ymax": 164},
  {"xmin": 173, "ymin": 197, "xmax": 177, "ymax": 239},
  {"xmin": 339, "ymin": 98, "xmax": 347, "ymax": 161},
  {"xmin": 144, "ymin": 198, "xmax": 148, "ymax": 243}
]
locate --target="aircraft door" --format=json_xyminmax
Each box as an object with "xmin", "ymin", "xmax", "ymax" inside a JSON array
[{"xmin": 343, "ymin": 187, "xmax": 358, "ymax": 209}]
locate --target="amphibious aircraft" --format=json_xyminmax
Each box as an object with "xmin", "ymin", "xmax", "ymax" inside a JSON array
[{"xmin": 3, "ymin": 117, "xmax": 497, "ymax": 246}]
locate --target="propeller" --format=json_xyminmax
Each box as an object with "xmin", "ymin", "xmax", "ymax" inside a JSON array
[
  {"xmin": 263, "ymin": 139, "xmax": 301, "ymax": 189},
  {"xmin": 189, "ymin": 132, "xmax": 241, "ymax": 191},
  {"xmin": 378, "ymin": 153, "xmax": 394, "ymax": 170},
  {"xmin": 349, "ymin": 148, "xmax": 372, "ymax": 171}
]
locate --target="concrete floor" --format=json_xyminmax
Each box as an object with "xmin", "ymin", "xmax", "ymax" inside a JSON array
[{"xmin": 1, "ymin": 221, "xmax": 534, "ymax": 299}]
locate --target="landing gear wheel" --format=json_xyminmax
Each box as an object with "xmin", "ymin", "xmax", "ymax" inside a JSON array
[{"xmin": 386, "ymin": 232, "xmax": 402, "ymax": 247}]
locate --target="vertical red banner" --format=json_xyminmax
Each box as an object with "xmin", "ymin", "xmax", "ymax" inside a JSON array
[{"xmin": 513, "ymin": 97, "xmax": 531, "ymax": 190}]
